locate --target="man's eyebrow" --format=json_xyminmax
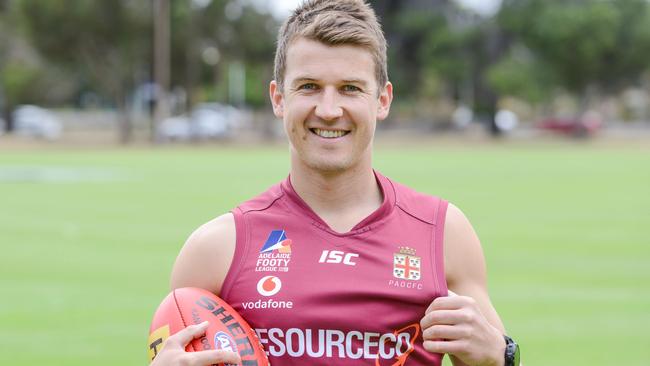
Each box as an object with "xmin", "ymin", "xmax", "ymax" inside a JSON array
[
  {"xmin": 290, "ymin": 77, "xmax": 369, "ymax": 87},
  {"xmin": 290, "ymin": 77, "xmax": 317, "ymax": 86},
  {"xmin": 341, "ymin": 78, "xmax": 368, "ymax": 86}
]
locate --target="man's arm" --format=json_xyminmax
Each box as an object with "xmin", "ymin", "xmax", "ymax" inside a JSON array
[
  {"xmin": 170, "ymin": 213, "xmax": 237, "ymax": 294},
  {"xmin": 149, "ymin": 213, "xmax": 238, "ymax": 365},
  {"xmin": 421, "ymin": 203, "xmax": 506, "ymax": 366}
]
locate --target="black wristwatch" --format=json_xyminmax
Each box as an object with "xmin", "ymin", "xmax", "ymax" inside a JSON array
[{"xmin": 504, "ymin": 335, "xmax": 520, "ymax": 366}]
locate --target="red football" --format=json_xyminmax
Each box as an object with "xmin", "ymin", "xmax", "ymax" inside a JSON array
[{"xmin": 148, "ymin": 287, "xmax": 270, "ymax": 365}]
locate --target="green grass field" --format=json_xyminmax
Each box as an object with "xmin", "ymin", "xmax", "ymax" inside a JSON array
[{"xmin": 1, "ymin": 141, "xmax": 648, "ymax": 365}]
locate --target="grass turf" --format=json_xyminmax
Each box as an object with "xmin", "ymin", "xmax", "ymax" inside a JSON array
[{"xmin": 0, "ymin": 141, "xmax": 648, "ymax": 365}]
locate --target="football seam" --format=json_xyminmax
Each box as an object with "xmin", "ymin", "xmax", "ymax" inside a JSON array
[{"xmin": 172, "ymin": 289, "xmax": 196, "ymax": 352}]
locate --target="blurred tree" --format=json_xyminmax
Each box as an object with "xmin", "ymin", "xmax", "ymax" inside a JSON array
[
  {"xmin": 371, "ymin": 0, "xmax": 465, "ymax": 101},
  {"xmin": 19, "ymin": 0, "xmax": 151, "ymax": 143},
  {"xmin": 372, "ymin": 0, "xmax": 509, "ymax": 135},
  {"xmin": 173, "ymin": 0, "xmax": 277, "ymax": 109},
  {"xmin": 5, "ymin": 0, "xmax": 278, "ymax": 141},
  {"xmin": 486, "ymin": 46, "xmax": 555, "ymax": 105},
  {"xmin": 499, "ymin": 0, "xmax": 650, "ymax": 107},
  {"xmin": 0, "ymin": 3, "xmax": 12, "ymax": 130},
  {"xmin": 0, "ymin": 0, "xmax": 27, "ymax": 131},
  {"xmin": 467, "ymin": 21, "xmax": 511, "ymax": 135},
  {"xmin": 0, "ymin": 0, "xmax": 52, "ymax": 132}
]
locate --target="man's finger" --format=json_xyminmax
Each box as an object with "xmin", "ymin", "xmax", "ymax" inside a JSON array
[
  {"xmin": 425, "ymin": 295, "xmax": 468, "ymax": 313},
  {"xmin": 422, "ymin": 339, "xmax": 464, "ymax": 355},
  {"xmin": 169, "ymin": 321, "xmax": 210, "ymax": 347},
  {"xmin": 421, "ymin": 309, "xmax": 470, "ymax": 328},
  {"xmin": 422, "ymin": 324, "xmax": 468, "ymax": 341},
  {"xmin": 187, "ymin": 350, "xmax": 241, "ymax": 365}
]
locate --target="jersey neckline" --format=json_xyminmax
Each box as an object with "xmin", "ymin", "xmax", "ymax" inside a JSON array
[{"xmin": 279, "ymin": 170, "xmax": 396, "ymax": 236}]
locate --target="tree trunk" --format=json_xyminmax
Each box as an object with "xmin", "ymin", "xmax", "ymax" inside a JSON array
[
  {"xmin": 116, "ymin": 93, "xmax": 132, "ymax": 144},
  {"xmin": 1, "ymin": 104, "xmax": 12, "ymax": 132},
  {"xmin": 472, "ymin": 23, "xmax": 509, "ymax": 137},
  {"xmin": 185, "ymin": 5, "xmax": 198, "ymax": 111},
  {"xmin": 153, "ymin": 0, "xmax": 171, "ymax": 143},
  {"xmin": 0, "ymin": 82, "xmax": 13, "ymax": 132}
]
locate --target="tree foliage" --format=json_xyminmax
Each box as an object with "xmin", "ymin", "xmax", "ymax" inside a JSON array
[
  {"xmin": 486, "ymin": 46, "xmax": 555, "ymax": 104},
  {"xmin": 18, "ymin": 0, "xmax": 151, "ymax": 141},
  {"xmin": 20, "ymin": 0, "xmax": 150, "ymax": 99},
  {"xmin": 499, "ymin": 0, "xmax": 650, "ymax": 96},
  {"xmin": 169, "ymin": 0, "xmax": 277, "ymax": 107},
  {"xmin": 371, "ymin": 1, "xmax": 476, "ymax": 101},
  {"xmin": 3, "ymin": 0, "xmax": 650, "ymax": 137}
]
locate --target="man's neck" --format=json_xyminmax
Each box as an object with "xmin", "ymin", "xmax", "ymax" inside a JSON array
[{"xmin": 289, "ymin": 159, "xmax": 383, "ymax": 233}]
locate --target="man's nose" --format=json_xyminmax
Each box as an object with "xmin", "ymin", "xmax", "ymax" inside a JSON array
[{"xmin": 314, "ymin": 86, "xmax": 343, "ymax": 121}]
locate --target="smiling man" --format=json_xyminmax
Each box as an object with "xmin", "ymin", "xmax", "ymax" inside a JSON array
[{"xmin": 151, "ymin": 1, "xmax": 519, "ymax": 365}]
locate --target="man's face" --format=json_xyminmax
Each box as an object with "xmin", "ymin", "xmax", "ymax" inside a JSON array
[{"xmin": 270, "ymin": 38, "xmax": 392, "ymax": 173}]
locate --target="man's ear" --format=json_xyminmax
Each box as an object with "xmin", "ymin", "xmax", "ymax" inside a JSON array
[
  {"xmin": 269, "ymin": 80, "xmax": 284, "ymax": 118},
  {"xmin": 376, "ymin": 81, "xmax": 393, "ymax": 121}
]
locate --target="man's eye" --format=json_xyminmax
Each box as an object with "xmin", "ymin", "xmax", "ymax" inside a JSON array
[
  {"xmin": 299, "ymin": 83, "xmax": 318, "ymax": 90},
  {"xmin": 342, "ymin": 85, "xmax": 361, "ymax": 92}
]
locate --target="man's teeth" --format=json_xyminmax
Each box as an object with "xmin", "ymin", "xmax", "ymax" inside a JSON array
[{"xmin": 313, "ymin": 128, "xmax": 347, "ymax": 138}]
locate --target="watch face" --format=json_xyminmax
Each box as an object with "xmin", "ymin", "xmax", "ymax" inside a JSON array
[
  {"xmin": 513, "ymin": 343, "xmax": 520, "ymax": 366},
  {"xmin": 504, "ymin": 336, "xmax": 519, "ymax": 366}
]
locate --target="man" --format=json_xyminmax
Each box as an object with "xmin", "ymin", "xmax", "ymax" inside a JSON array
[{"xmin": 152, "ymin": 1, "xmax": 519, "ymax": 365}]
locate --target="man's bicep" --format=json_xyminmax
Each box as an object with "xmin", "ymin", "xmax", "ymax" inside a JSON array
[
  {"xmin": 444, "ymin": 203, "xmax": 505, "ymax": 333},
  {"xmin": 170, "ymin": 213, "xmax": 236, "ymax": 295}
]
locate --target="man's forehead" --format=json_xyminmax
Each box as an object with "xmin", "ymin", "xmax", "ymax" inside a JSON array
[
  {"xmin": 284, "ymin": 38, "xmax": 376, "ymax": 84},
  {"xmin": 286, "ymin": 37, "xmax": 374, "ymax": 60}
]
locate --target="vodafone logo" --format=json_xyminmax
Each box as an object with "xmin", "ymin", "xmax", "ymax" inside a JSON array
[{"xmin": 257, "ymin": 276, "xmax": 282, "ymax": 296}]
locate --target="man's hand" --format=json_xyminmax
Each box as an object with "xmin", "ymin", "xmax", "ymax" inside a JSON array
[
  {"xmin": 420, "ymin": 292, "xmax": 506, "ymax": 366},
  {"xmin": 150, "ymin": 321, "xmax": 241, "ymax": 366}
]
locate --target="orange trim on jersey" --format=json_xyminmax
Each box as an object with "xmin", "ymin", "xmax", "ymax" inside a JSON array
[{"xmin": 376, "ymin": 323, "xmax": 421, "ymax": 366}]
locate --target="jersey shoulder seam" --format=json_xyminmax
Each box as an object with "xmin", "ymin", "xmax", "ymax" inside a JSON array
[{"xmin": 238, "ymin": 188, "xmax": 285, "ymax": 214}]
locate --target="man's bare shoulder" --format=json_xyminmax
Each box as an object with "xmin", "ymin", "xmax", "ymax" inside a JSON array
[
  {"xmin": 443, "ymin": 203, "xmax": 487, "ymax": 289},
  {"xmin": 186, "ymin": 213, "xmax": 236, "ymax": 248},
  {"xmin": 170, "ymin": 213, "xmax": 236, "ymax": 295}
]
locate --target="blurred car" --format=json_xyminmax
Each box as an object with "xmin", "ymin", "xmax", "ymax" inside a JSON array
[
  {"xmin": 189, "ymin": 103, "xmax": 248, "ymax": 140},
  {"xmin": 12, "ymin": 105, "xmax": 62, "ymax": 140},
  {"xmin": 537, "ymin": 113, "xmax": 602, "ymax": 138},
  {"xmin": 189, "ymin": 104, "xmax": 231, "ymax": 139},
  {"xmin": 158, "ymin": 103, "xmax": 248, "ymax": 142},
  {"xmin": 157, "ymin": 115, "xmax": 191, "ymax": 142}
]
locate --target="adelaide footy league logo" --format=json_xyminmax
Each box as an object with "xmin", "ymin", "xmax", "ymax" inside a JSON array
[
  {"xmin": 393, "ymin": 246, "xmax": 421, "ymax": 281},
  {"xmin": 256, "ymin": 230, "xmax": 292, "ymax": 272},
  {"xmin": 257, "ymin": 275, "xmax": 282, "ymax": 296}
]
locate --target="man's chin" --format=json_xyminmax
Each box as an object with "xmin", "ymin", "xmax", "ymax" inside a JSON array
[{"xmin": 303, "ymin": 157, "xmax": 354, "ymax": 173}]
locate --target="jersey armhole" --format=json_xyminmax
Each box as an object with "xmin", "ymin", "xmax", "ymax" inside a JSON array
[
  {"xmin": 432, "ymin": 198, "xmax": 449, "ymax": 297},
  {"xmin": 219, "ymin": 208, "xmax": 248, "ymax": 300}
]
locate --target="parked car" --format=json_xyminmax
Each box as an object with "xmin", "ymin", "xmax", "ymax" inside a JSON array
[
  {"xmin": 157, "ymin": 103, "xmax": 248, "ymax": 142},
  {"xmin": 12, "ymin": 105, "xmax": 62, "ymax": 140},
  {"xmin": 190, "ymin": 103, "xmax": 249, "ymax": 140},
  {"xmin": 189, "ymin": 104, "xmax": 231, "ymax": 140},
  {"xmin": 537, "ymin": 113, "xmax": 602, "ymax": 138},
  {"xmin": 157, "ymin": 115, "xmax": 191, "ymax": 142}
]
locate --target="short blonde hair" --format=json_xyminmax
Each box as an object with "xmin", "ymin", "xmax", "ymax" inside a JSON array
[{"xmin": 274, "ymin": 0, "xmax": 388, "ymax": 94}]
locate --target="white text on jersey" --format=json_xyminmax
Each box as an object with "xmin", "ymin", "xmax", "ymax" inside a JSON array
[
  {"xmin": 254, "ymin": 328, "xmax": 413, "ymax": 359},
  {"xmin": 318, "ymin": 250, "xmax": 359, "ymax": 266}
]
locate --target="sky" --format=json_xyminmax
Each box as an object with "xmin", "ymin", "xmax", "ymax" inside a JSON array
[{"xmin": 261, "ymin": 0, "xmax": 504, "ymax": 19}]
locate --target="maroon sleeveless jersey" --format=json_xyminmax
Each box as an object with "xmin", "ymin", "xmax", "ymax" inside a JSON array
[{"xmin": 221, "ymin": 171, "xmax": 449, "ymax": 365}]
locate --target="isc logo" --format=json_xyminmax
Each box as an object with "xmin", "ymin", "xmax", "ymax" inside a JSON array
[{"xmin": 318, "ymin": 250, "xmax": 359, "ymax": 266}]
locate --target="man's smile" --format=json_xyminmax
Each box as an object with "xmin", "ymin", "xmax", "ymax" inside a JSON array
[{"xmin": 309, "ymin": 128, "xmax": 351, "ymax": 139}]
